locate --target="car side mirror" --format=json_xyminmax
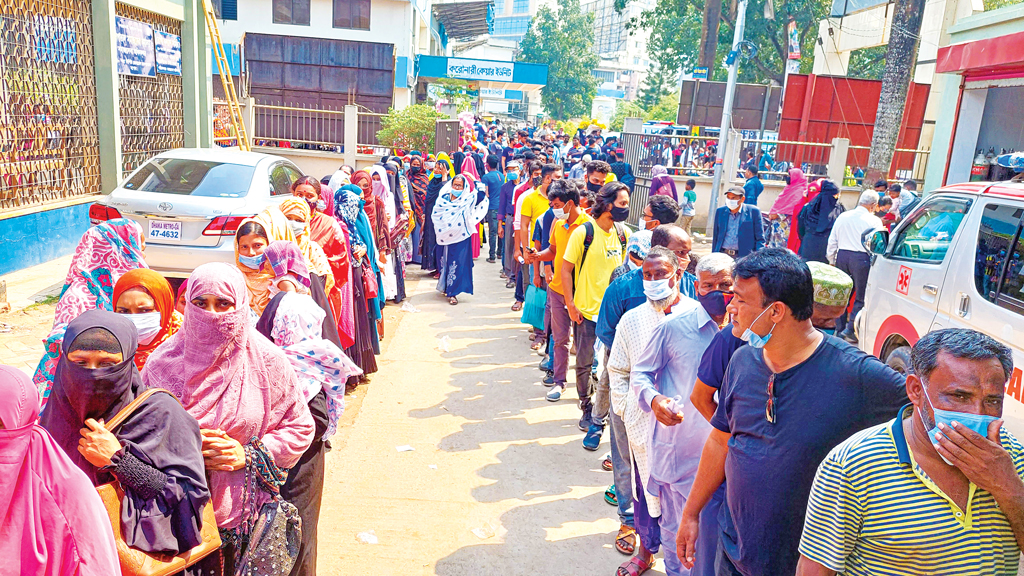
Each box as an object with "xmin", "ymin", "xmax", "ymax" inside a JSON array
[{"xmin": 868, "ymin": 230, "xmax": 889, "ymax": 255}]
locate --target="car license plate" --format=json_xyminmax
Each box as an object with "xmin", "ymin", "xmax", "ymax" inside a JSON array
[{"xmin": 149, "ymin": 219, "xmax": 181, "ymax": 241}]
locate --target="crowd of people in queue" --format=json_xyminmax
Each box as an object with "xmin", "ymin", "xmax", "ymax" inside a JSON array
[
  {"xmin": 3, "ymin": 116, "xmax": 1021, "ymax": 576},
  {"xmin": 495, "ymin": 137, "xmax": 1024, "ymax": 576}
]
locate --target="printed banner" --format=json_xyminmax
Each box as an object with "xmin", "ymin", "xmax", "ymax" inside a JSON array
[
  {"xmin": 446, "ymin": 58, "xmax": 514, "ymax": 82},
  {"xmin": 154, "ymin": 30, "xmax": 181, "ymax": 75},
  {"xmin": 787, "ymin": 20, "xmax": 801, "ymax": 60},
  {"xmin": 115, "ymin": 16, "xmax": 155, "ymax": 77}
]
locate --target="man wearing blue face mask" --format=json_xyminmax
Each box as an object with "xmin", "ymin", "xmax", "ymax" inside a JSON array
[
  {"xmin": 797, "ymin": 329, "xmax": 1023, "ymax": 576},
  {"xmin": 626, "ymin": 246, "xmax": 722, "ymax": 576},
  {"xmin": 676, "ymin": 248, "xmax": 907, "ymax": 576}
]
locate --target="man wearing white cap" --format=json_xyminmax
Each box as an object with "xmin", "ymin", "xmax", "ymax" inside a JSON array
[{"xmin": 826, "ymin": 190, "xmax": 882, "ymax": 343}]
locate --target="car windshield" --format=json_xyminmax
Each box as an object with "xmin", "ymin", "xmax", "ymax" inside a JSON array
[{"xmin": 123, "ymin": 158, "xmax": 254, "ymax": 197}]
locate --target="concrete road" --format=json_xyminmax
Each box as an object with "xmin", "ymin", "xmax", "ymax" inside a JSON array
[{"xmin": 318, "ymin": 262, "xmax": 668, "ymax": 576}]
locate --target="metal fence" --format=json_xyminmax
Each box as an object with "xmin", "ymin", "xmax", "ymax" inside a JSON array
[
  {"xmin": 620, "ymin": 132, "xmax": 720, "ymax": 180},
  {"xmin": 0, "ymin": 1, "xmax": 102, "ymax": 210},
  {"xmin": 848, "ymin": 145, "xmax": 930, "ymax": 186},
  {"xmin": 252, "ymin": 103, "xmax": 346, "ymax": 151},
  {"xmin": 356, "ymin": 111, "xmax": 384, "ymax": 148},
  {"xmin": 739, "ymin": 138, "xmax": 832, "ymax": 181},
  {"xmin": 115, "ymin": 3, "xmax": 185, "ymax": 175}
]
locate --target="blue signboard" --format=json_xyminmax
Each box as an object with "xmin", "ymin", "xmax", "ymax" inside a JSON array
[
  {"xmin": 115, "ymin": 16, "xmax": 155, "ymax": 77},
  {"xmin": 693, "ymin": 66, "xmax": 709, "ymax": 80},
  {"xmin": 154, "ymin": 30, "xmax": 181, "ymax": 75}
]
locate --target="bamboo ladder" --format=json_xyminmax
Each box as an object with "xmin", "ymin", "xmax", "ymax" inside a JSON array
[{"xmin": 202, "ymin": 0, "xmax": 250, "ymax": 151}]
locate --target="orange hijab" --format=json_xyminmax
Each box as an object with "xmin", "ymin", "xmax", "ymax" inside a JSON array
[{"xmin": 112, "ymin": 269, "xmax": 183, "ymax": 370}]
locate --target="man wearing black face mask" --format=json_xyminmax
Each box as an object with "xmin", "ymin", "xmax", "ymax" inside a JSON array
[
  {"xmin": 586, "ymin": 160, "xmax": 613, "ymax": 195},
  {"xmin": 560, "ymin": 182, "xmax": 631, "ymax": 435}
]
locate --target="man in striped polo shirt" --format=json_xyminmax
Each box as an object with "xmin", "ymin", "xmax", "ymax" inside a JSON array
[{"xmin": 798, "ymin": 329, "xmax": 1024, "ymax": 576}]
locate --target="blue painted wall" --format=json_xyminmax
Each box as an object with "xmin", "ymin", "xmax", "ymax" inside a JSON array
[{"xmin": 0, "ymin": 203, "xmax": 92, "ymax": 276}]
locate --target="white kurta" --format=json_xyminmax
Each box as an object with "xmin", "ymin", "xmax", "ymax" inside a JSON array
[{"xmin": 607, "ymin": 301, "xmax": 670, "ymax": 518}]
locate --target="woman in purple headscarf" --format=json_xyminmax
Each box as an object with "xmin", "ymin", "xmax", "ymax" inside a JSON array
[{"xmin": 648, "ymin": 165, "xmax": 678, "ymax": 202}]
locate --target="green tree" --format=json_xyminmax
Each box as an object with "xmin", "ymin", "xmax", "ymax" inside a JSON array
[
  {"xmin": 637, "ymin": 60, "xmax": 675, "ymax": 110},
  {"xmin": 517, "ymin": 0, "xmax": 600, "ymax": 119},
  {"xmin": 376, "ymin": 104, "xmax": 445, "ymax": 153},
  {"xmin": 625, "ymin": 0, "xmax": 830, "ymax": 85},
  {"xmin": 428, "ymin": 78, "xmax": 475, "ymax": 112},
  {"xmin": 847, "ymin": 45, "xmax": 887, "ymax": 80},
  {"xmin": 630, "ymin": 0, "xmax": 704, "ymax": 80},
  {"xmin": 610, "ymin": 100, "xmax": 646, "ymax": 131},
  {"xmin": 644, "ymin": 92, "xmax": 680, "ymax": 122}
]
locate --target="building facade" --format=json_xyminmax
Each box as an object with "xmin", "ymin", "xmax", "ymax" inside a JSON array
[{"xmin": 0, "ymin": 0, "xmax": 212, "ymax": 275}]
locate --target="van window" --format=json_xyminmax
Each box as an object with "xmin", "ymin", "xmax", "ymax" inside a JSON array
[
  {"xmin": 975, "ymin": 203, "xmax": 1023, "ymax": 302},
  {"xmin": 891, "ymin": 197, "xmax": 970, "ymax": 262},
  {"xmin": 998, "ymin": 231, "xmax": 1024, "ymax": 315}
]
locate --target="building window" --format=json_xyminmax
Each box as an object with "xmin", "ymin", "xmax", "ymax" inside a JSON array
[
  {"xmin": 274, "ymin": 0, "xmax": 310, "ymax": 25},
  {"xmin": 592, "ymin": 69, "xmax": 615, "ymax": 83},
  {"xmin": 512, "ymin": 0, "xmax": 529, "ymax": 14},
  {"xmin": 334, "ymin": 0, "xmax": 370, "ymax": 29},
  {"xmin": 492, "ymin": 15, "xmax": 530, "ymax": 38},
  {"xmin": 494, "ymin": 0, "xmax": 506, "ymax": 14},
  {"xmin": 211, "ymin": 0, "xmax": 237, "ymax": 19}
]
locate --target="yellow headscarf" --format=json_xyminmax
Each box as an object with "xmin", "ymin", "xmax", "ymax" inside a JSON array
[
  {"xmin": 435, "ymin": 152, "xmax": 456, "ymax": 178},
  {"xmin": 277, "ymin": 197, "xmax": 335, "ymax": 295}
]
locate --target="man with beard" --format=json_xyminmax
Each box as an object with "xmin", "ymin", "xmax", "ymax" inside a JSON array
[{"xmin": 622, "ymin": 246, "xmax": 722, "ymax": 576}]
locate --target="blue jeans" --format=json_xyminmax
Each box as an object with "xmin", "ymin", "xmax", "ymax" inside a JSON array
[
  {"xmin": 487, "ymin": 209, "xmax": 499, "ymax": 260},
  {"xmin": 609, "ymin": 410, "xmax": 634, "ymax": 528},
  {"xmin": 515, "ymin": 267, "xmax": 525, "ymax": 303}
]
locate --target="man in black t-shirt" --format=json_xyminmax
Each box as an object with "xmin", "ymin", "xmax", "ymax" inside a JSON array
[{"xmin": 676, "ymin": 249, "xmax": 907, "ymax": 576}]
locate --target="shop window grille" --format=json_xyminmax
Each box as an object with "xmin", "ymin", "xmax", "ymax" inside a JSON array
[
  {"xmin": 115, "ymin": 3, "xmax": 184, "ymax": 176},
  {"xmin": 0, "ymin": 0, "xmax": 101, "ymax": 211}
]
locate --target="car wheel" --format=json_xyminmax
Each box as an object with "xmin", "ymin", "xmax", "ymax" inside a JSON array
[{"xmin": 886, "ymin": 345, "xmax": 913, "ymax": 375}]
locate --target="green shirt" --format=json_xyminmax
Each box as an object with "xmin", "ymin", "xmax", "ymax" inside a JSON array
[{"xmin": 799, "ymin": 405, "xmax": 1024, "ymax": 576}]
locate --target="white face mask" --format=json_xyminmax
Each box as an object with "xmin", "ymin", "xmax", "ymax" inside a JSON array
[
  {"xmin": 288, "ymin": 220, "xmax": 306, "ymax": 236},
  {"xmin": 725, "ymin": 199, "xmax": 740, "ymax": 211},
  {"xmin": 642, "ymin": 277, "xmax": 675, "ymax": 301},
  {"xmin": 552, "ymin": 207, "xmax": 567, "ymax": 220},
  {"xmin": 122, "ymin": 312, "xmax": 162, "ymax": 345}
]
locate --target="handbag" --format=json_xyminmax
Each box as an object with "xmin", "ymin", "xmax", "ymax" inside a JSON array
[
  {"xmin": 361, "ymin": 257, "xmax": 379, "ymax": 299},
  {"xmin": 233, "ymin": 441, "xmax": 302, "ymax": 576},
  {"xmin": 95, "ymin": 388, "xmax": 221, "ymax": 576},
  {"xmin": 521, "ymin": 284, "xmax": 547, "ymax": 331},
  {"xmin": 233, "ymin": 499, "xmax": 302, "ymax": 576}
]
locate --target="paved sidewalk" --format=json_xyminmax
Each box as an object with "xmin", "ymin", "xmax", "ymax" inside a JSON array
[
  {"xmin": 0, "ymin": 255, "xmax": 69, "ymax": 375},
  {"xmin": 317, "ymin": 262, "xmax": 669, "ymax": 576}
]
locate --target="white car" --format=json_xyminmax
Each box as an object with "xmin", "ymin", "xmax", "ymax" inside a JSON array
[
  {"xmin": 858, "ymin": 180, "xmax": 1024, "ymax": 436},
  {"xmin": 90, "ymin": 148, "xmax": 305, "ymax": 277}
]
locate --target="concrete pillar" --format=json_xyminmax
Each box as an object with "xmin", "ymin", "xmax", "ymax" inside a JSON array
[
  {"xmin": 180, "ymin": 0, "xmax": 202, "ymax": 147},
  {"xmin": 242, "ymin": 96, "xmax": 255, "ymax": 145},
  {"xmin": 92, "ymin": 0, "xmax": 122, "ymax": 192},
  {"xmin": 828, "ymin": 137, "xmax": 850, "ymax": 184},
  {"xmin": 198, "ymin": 18, "xmax": 213, "ymax": 147},
  {"xmin": 344, "ymin": 105, "xmax": 358, "ymax": 168},
  {"xmin": 722, "ymin": 129, "xmax": 743, "ymax": 188}
]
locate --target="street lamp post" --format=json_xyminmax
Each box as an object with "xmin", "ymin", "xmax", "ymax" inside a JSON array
[{"xmin": 707, "ymin": 0, "xmax": 749, "ymax": 236}]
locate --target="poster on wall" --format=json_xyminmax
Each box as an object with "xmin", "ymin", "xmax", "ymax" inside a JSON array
[
  {"xmin": 154, "ymin": 30, "xmax": 181, "ymax": 75},
  {"xmin": 115, "ymin": 16, "xmax": 155, "ymax": 77}
]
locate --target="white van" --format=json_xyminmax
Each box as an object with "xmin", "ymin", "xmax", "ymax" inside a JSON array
[{"xmin": 858, "ymin": 181, "xmax": 1024, "ymax": 436}]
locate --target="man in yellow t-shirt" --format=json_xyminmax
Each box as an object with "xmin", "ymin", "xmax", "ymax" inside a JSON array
[
  {"xmin": 519, "ymin": 164, "xmax": 562, "ymax": 288},
  {"xmin": 560, "ymin": 181, "xmax": 630, "ymax": 430},
  {"xmin": 526, "ymin": 179, "xmax": 591, "ymax": 401}
]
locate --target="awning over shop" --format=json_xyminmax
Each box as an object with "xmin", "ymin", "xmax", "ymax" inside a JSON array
[
  {"xmin": 432, "ymin": 1, "xmax": 493, "ymax": 41},
  {"xmin": 937, "ymin": 30, "xmax": 1024, "ymax": 77},
  {"xmin": 416, "ymin": 55, "xmax": 547, "ymax": 92}
]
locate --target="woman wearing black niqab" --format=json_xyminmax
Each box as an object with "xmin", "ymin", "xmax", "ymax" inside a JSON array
[
  {"xmin": 797, "ymin": 179, "xmax": 845, "ymax": 263},
  {"xmin": 39, "ymin": 309, "xmax": 210, "ymax": 557},
  {"xmin": 421, "ymin": 159, "xmax": 450, "ymax": 273}
]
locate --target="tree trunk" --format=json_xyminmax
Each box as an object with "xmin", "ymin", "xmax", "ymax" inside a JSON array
[
  {"xmin": 698, "ymin": 0, "xmax": 723, "ymax": 77},
  {"xmin": 865, "ymin": 0, "xmax": 926, "ymax": 184}
]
